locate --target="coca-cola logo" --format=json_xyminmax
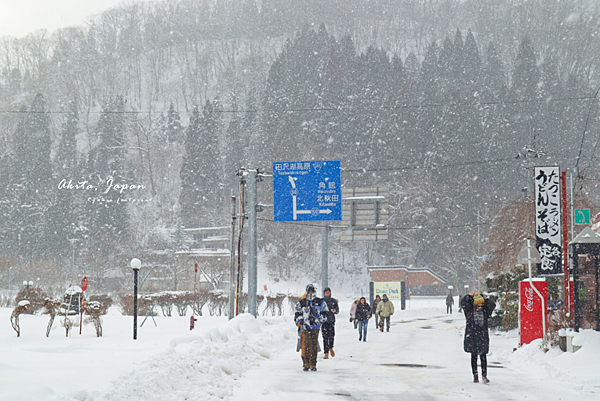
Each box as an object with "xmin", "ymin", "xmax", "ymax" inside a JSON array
[{"xmin": 525, "ymin": 287, "xmax": 535, "ymax": 312}]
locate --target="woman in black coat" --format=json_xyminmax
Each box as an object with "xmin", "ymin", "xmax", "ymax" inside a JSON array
[
  {"xmin": 355, "ymin": 297, "xmax": 371, "ymax": 342},
  {"xmin": 461, "ymin": 292, "xmax": 496, "ymax": 384}
]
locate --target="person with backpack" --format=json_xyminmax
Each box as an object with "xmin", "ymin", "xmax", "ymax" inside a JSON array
[
  {"xmin": 294, "ymin": 284, "xmax": 329, "ymax": 371},
  {"xmin": 321, "ymin": 287, "xmax": 339, "ymax": 359},
  {"xmin": 376, "ymin": 293, "xmax": 394, "ymax": 332},
  {"xmin": 355, "ymin": 297, "xmax": 372, "ymax": 342},
  {"xmin": 461, "ymin": 292, "xmax": 496, "ymax": 384}
]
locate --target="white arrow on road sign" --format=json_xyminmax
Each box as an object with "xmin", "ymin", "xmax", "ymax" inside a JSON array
[{"xmin": 288, "ymin": 176, "xmax": 332, "ymax": 220}]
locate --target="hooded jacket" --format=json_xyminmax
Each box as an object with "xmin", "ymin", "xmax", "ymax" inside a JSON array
[
  {"xmin": 376, "ymin": 297, "xmax": 395, "ymax": 317},
  {"xmin": 294, "ymin": 294, "xmax": 329, "ymax": 331}
]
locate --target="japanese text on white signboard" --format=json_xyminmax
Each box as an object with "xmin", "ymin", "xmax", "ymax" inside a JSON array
[{"xmin": 534, "ymin": 166, "xmax": 562, "ymax": 275}]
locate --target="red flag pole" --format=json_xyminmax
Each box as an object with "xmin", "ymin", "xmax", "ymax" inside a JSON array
[
  {"xmin": 561, "ymin": 171, "xmax": 570, "ymax": 324},
  {"xmin": 194, "ymin": 263, "xmax": 198, "ymax": 316}
]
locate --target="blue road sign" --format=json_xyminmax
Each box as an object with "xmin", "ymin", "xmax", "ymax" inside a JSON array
[{"xmin": 273, "ymin": 160, "xmax": 342, "ymax": 222}]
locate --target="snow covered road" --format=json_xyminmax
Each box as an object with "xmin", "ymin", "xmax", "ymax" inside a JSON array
[
  {"xmin": 230, "ymin": 302, "xmax": 589, "ymax": 401},
  {"xmin": 2, "ymin": 297, "xmax": 599, "ymax": 401}
]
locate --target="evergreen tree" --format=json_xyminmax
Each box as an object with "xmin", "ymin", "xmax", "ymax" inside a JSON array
[
  {"xmin": 10, "ymin": 94, "xmax": 53, "ymax": 259},
  {"xmin": 84, "ymin": 96, "xmax": 130, "ymax": 259},
  {"xmin": 180, "ymin": 106, "xmax": 204, "ymax": 228},
  {"xmin": 166, "ymin": 103, "xmax": 183, "ymax": 143}
]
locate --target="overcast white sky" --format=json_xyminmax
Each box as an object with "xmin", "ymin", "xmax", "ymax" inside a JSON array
[{"xmin": 0, "ymin": 0, "xmax": 132, "ymax": 38}]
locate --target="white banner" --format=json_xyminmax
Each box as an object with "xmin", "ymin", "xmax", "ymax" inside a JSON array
[{"xmin": 534, "ymin": 166, "xmax": 562, "ymax": 275}]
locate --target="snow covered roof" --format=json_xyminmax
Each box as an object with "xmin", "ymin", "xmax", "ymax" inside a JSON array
[
  {"xmin": 184, "ymin": 226, "xmax": 230, "ymax": 233},
  {"xmin": 65, "ymin": 286, "xmax": 83, "ymax": 295},
  {"xmin": 176, "ymin": 249, "xmax": 230, "ymax": 257},
  {"xmin": 570, "ymin": 226, "xmax": 600, "ymax": 244}
]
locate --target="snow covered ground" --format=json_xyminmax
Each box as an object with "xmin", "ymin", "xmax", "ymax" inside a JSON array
[{"xmin": 1, "ymin": 296, "xmax": 599, "ymax": 401}]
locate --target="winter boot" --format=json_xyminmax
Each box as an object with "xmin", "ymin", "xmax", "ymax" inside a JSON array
[
  {"xmin": 310, "ymin": 366, "xmax": 317, "ymax": 371},
  {"xmin": 324, "ymin": 352, "xmax": 329, "ymax": 359},
  {"xmin": 303, "ymin": 366, "xmax": 309, "ymax": 372},
  {"xmin": 330, "ymin": 349, "xmax": 335, "ymax": 357},
  {"xmin": 386, "ymin": 327, "xmax": 389, "ymax": 332},
  {"xmin": 380, "ymin": 326, "xmax": 384, "ymax": 332},
  {"xmin": 482, "ymin": 375, "xmax": 490, "ymax": 384},
  {"xmin": 473, "ymin": 374, "xmax": 479, "ymax": 383}
]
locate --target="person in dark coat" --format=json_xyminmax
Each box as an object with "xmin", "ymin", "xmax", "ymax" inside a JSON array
[
  {"xmin": 446, "ymin": 293, "xmax": 454, "ymax": 314},
  {"xmin": 372, "ymin": 295, "xmax": 381, "ymax": 329},
  {"xmin": 294, "ymin": 284, "xmax": 328, "ymax": 371},
  {"xmin": 355, "ymin": 297, "xmax": 372, "ymax": 342},
  {"xmin": 321, "ymin": 287, "xmax": 339, "ymax": 359},
  {"xmin": 461, "ymin": 292, "xmax": 496, "ymax": 384}
]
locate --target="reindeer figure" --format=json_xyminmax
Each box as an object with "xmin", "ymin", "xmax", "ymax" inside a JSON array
[
  {"xmin": 10, "ymin": 300, "xmax": 30, "ymax": 337},
  {"xmin": 288, "ymin": 294, "xmax": 302, "ymax": 315},
  {"xmin": 42, "ymin": 297, "xmax": 61, "ymax": 337},
  {"xmin": 263, "ymin": 294, "xmax": 277, "ymax": 316},
  {"xmin": 275, "ymin": 293, "xmax": 286, "ymax": 316}
]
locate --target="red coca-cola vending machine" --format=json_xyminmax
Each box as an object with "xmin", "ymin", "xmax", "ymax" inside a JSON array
[{"xmin": 519, "ymin": 279, "xmax": 548, "ymax": 346}]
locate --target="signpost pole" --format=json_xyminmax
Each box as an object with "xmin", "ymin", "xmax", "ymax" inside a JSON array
[{"xmin": 321, "ymin": 224, "xmax": 329, "ymax": 294}]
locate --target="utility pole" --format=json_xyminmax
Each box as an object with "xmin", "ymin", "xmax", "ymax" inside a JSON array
[
  {"xmin": 247, "ymin": 169, "xmax": 258, "ymax": 317},
  {"xmin": 229, "ymin": 196, "xmax": 236, "ymax": 319},
  {"xmin": 235, "ymin": 171, "xmax": 246, "ymax": 316}
]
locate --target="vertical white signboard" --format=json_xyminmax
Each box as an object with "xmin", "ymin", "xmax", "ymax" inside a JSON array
[{"xmin": 534, "ymin": 166, "xmax": 562, "ymax": 275}]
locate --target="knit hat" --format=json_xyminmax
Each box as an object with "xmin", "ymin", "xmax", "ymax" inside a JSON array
[{"xmin": 473, "ymin": 292, "xmax": 484, "ymax": 306}]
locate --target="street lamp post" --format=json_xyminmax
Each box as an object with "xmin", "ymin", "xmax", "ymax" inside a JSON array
[{"xmin": 131, "ymin": 258, "xmax": 141, "ymax": 340}]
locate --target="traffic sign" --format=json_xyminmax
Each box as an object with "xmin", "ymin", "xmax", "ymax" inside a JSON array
[
  {"xmin": 273, "ymin": 160, "xmax": 342, "ymax": 222},
  {"xmin": 575, "ymin": 209, "xmax": 590, "ymax": 224},
  {"xmin": 81, "ymin": 276, "xmax": 88, "ymax": 291}
]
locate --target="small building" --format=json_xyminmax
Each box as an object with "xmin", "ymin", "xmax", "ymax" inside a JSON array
[
  {"xmin": 175, "ymin": 226, "xmax": 231, "ymax": 291},
  {"xmin": 367, "ymin": 265, "xmax": 447, "ymax": 296}
]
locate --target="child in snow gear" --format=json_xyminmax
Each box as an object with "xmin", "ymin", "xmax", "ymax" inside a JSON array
[
  {"xmin": 376, "ymin": 294, "xmax": 394, "ymax": 331},
  {"xmin": 295, "ymin": 284, "xmax": 329, "ymax": 371},
  {"xmin": 321, "ymin": 287, "xmax": 339, "ymax": 359},
  {"xmin": 355, "ymin": 297, "xmax": 371, "ymax": 342},
  {"xmin": 461, "ymin": 292, "xmax": 496, "ymax": 384},
  {"xmin": 446, "ymin": 293, "xmax": 454, "ymax": 314},
  {"xmin": 372, "ymin": 295, "xmax": 381, "ymax": 329}
]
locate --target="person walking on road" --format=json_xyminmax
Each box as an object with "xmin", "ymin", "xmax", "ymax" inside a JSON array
[
  {"xmin": 446, "ymin": 293, "xmax": 454, "ymax": 314},
  {"xmin": 355, "ymin": 297, "xmax": 371, "ymax": 342},
  {"xmin": 295, "ymin": 284, "xmax": 329, "ymax": 371},
  {"xmin": 376, "ymin": 294, "xmax": 394, "ymax": 332},
  {"xmin": 461, "ymin": 292, "xmax": 496, "ymax": 384},
  {"xmin": 349, "ymin": 299, "xmax": 359, "ymax": 329},
  {"xmin": 321, "ymin": 287, "xmax": 339, "ymax": 359},
  {"xmin": 372, "ymin": 295, "xmax": 381, "ymax": 329}
]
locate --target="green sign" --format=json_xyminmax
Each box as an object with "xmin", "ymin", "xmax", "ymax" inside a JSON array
[
  {"xmin": 575, "ymin": 209, "xmax": 590, "ymax": 224},
  {"xmin": 373, "ymin": 282, "xmax": 401, "ymax": 300}
]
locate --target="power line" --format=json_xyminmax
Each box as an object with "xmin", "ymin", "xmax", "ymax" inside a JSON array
[
  {"xmin": 0, "ymin": 93, "xmax": 595, "ymax": 115},
  {"xmin": 257, "ymin": 217, "xmax": 490, "ymax": 231}
]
